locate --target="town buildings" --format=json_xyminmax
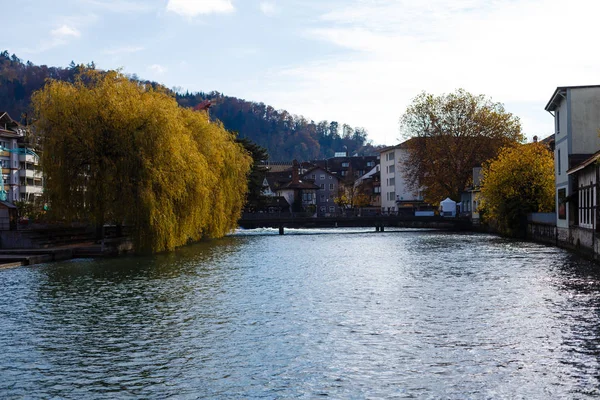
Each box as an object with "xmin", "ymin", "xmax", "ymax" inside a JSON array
[
  {"xmin": 545, "ymin": 86, "xmax": 600, "ymax": 239},
  {"xmin": 378, "ymin": 140, "xmax": 423, "ymax": 214},
  {"xmin": 262, "ymin": 154, "xmax": 381, "ymax": 215},
  {"xmin": 0, "ymin": 112, "xmax": 42, "ymax": 204}
]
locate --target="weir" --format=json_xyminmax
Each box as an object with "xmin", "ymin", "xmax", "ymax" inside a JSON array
[{"xmin": 239, "ymin": 214, "xmax": 472, "ymax": 233}]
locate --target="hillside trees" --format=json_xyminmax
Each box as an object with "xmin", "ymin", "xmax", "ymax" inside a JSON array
[
  {"xmin": 176, "ymin": 91, "xmax": 377, "ymax": 160},
  {"xmin": 31, "ymin": 69, "xmax": 251, "ymax": 253},
  {"xmin": 0, "ymin": 51, "xmax": 377, "ymax": 161},
  {"xmin": 479, "ymin": 142, "xmax": 555, "ymax": 237},
  {"xmin": 400, "ymin": 89, "xmax": 524, "ymax": 204}
]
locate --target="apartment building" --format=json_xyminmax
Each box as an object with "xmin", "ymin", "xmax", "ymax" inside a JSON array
[{"xmin": 378, "ymin": 139, "xmax": 423, "ymax": 213}]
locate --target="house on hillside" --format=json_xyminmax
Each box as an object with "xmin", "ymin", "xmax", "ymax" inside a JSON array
[
  {"xmin": 302, "ymin": 167, "xmax": 341, "ymax": 216},
  {"xmin": 378, "ymin": 140, "xmax": 424, "ymax": 214},
  {"xmin": 311, "ymin": 154, "xmax": 378, "ymax": 181},
  {"xmin": 265, "ymin": 160, "xmax": 319, "ymax": 213},
  {"xmin": 545, "ymin": 85, "xmax": 600, "ymax": 239},
  {"xmin": 355, "ymin": 165, "xmax": 381, "ymax": 210}
]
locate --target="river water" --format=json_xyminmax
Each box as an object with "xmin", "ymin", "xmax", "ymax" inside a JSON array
[{"xmin": 1, "ymin": 228, "xmax": 600, "ymax": 399}]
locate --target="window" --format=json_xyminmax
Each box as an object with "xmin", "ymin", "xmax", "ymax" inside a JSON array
[
  {"xmin": 329, "ymin": 183, "xmax": 334, "ymax": 190},
  {"xmin": 320, "ymin": 206, "xmax": 326, "ymax": 213},
  {"xmin": 558, "ymin": 188, "xmax": 566, "ymax": 220},
  {"xmin": 367, "ymin": 161, "xmax": 374, "ymax": 167},
  {"xmin": 329, "ymin": 175, "xmax": 333, "ymax": 180},
  {"xmin": 320, "ymin": 183, "xmax": 325, "ymax": 190},
  {"xmin": 341, "ymin": 171, "xmax": 347, "ymax": 176},
  {"xmin": 320, "ymin": 174, "xmax": 325, "ymax": 180},
  {"xmin": 386, "ymin": 152, "xmax": 395, "ymax": 161},
  {"xmin": 311, "ymin": 174, "xmax": 316, "ymax": 180},
  {"xmin": 387, "ymin": 177, "xmax": 395, "ymax": 186},
  {"xmin": 388, "ymin": 191, "xmax": 395, "ymax": 201},
  {"xmin": 374, "ymin": 186, "xmax": 381, "ymax": 194},
  {"xmin": 0, "ymin": 160, "xmax": 9, "ymax": 168},
  {"xmin": 558, "ymin": 149, "xmax": 561, "ymax": 175},
  {"xmin": 329, "ymin": 206, "xmax": 335, "ymax": 213},
  {"xmin": 320, "ymin": 194, "xmax": 325, "ymax": 200},
  {"xmin": 341, "ymin": 162, "xmax": 349, "ymax": 167},
  {"xmin": 302, "ymin": 192, "xmax": 313, "ymax": 202},
  {"xmin": 556, "ymin": 111, "xmax": 560, "ymax": 134},
  {"xmin": 388, "ymin": 165, "xmax": 395, "ymax": 174}
]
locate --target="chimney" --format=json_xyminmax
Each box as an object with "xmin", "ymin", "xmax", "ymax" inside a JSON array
[
  {"xmin": 533, "ymin": 135, "xmax": 538, "ymax": 143},
  {"xmin": 292, "ymin": 159, "xmax": 300, "ymax": 184}
]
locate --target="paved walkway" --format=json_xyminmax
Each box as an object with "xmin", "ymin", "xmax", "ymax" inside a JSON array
[{"xmin": 0, "ymin": 242, "xmax": 107, "ymax": 269}]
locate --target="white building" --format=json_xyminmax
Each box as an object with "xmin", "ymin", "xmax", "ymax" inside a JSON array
[
  {"xmin": 378, "ymin": 139, "xmax": 423, "ymax": 214},
  {"xmin": 0, "ymin": 112, "xmax": 43, "ymax": 204},
  {"xmin": 545, "ymin": 85, "xmax": 600, "ymax": 232}
]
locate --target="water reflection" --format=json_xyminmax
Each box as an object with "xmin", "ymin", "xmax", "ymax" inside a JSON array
[{"xmin": 2, "ymin": 231, "xmax": 600, "ymax": 398}]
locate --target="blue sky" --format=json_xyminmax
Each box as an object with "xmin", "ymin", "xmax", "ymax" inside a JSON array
[{"xmin": 2, "ymin": 0, "xmax": 599, "ymax": 145}]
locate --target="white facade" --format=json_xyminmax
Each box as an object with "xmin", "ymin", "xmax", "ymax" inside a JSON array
[
  {"xmin": 19, "ymin": 153, "xmax": 43, "ymax": 202},
  {"xmin": 379, "ymin": 141, "xmax": 422, "ymax": 213},
  {"xmin": 545, "ymin": 86, "xmax": 600, "ymax": 229}
]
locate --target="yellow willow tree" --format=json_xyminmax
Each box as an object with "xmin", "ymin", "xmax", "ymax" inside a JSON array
[
  {"xmin": 31, "ymin": 69, "xmax": 252, "ymax": 253},
  {"xmin": 479, "ymin": 142, "xmax": 555, "ymax": 237}
]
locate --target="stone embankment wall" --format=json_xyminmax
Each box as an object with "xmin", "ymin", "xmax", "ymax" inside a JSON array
[{"xmin": 528, "ymin": 221, "xmax": 600, "ymax": 261}]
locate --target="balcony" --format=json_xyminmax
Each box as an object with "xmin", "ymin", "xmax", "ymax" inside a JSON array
[
  {"xmin": 20, "ymin": 185, "xmax": 43, "ymax": 194},
  {"xmin": 19, "ymin": 169, "xmax": 42, "ymax": 178}
]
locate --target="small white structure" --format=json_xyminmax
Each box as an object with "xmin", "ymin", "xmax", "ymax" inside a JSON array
[{"xmin": 440, "ymin": 198, "xmax": 457, "ymax": 217}]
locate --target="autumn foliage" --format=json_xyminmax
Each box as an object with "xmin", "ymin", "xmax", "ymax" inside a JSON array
[
  {"xmin": 31, "ymin": 70, "xmax": 252, "ymax": 253},
  {"xmin": 400, "ymin": 89, "xmax": 524, "ymax": 204},
  {"xmin": 479, "ymin": 142, "xmax": 555, "ymax": 236}
]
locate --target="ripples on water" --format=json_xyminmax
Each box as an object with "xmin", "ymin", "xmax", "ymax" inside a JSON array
[{"xmin": 1, "ymin": 229, "xmax": 600, "ymax": 398}]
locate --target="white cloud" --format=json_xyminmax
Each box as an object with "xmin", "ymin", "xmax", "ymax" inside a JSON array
[
  {"xmin": 166, "ymin": 0, "xmax": 235, "ymax": 17},
  {"xmin": 51, "ymin": 25, "xmax": 81, "ymax": 39},
  {"xmin": 259, "ymin": 1, "xmax": 277, "ymax": 16},
  {"xmin": 259, "ymin": 0, "xmax": 600, "ymax": 144},
  {"xmin": 148, "ymin": 64, "xmax": 167, "ymax": 75},
  {"xmin": 21, "ymin": 17, "xmax": 91, "ymax": 54}
]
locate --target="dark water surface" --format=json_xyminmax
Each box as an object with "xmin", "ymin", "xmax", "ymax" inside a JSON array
[{"xmin": 2, "ymin": 228, "xmax": 600, "ymax": 399}]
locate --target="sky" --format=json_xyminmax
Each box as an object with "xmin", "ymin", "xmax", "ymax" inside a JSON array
[{"xmin": 2, "ymin": 0, "xmax": 599, "ymax": 146}]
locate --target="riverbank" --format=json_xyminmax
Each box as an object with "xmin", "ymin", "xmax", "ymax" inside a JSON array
[{"xmin": 527, "ymin": 221, "xmax": 600, "ymax": 263}]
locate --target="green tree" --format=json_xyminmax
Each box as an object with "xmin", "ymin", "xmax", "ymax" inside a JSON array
[
  {"xmin": 31, "ymin": 70, "xmax": 252, "ymax": 253},
  {"xmin": 237, "ymin": 137, "xmax": 269, "ymax": 211},
  {"xmin": 400, "ymin": 89, "xmax": 524, "ymax": 204},
  {"xmin": 479, "ymin": 142, "xmax": 555, "ymax": 237}
]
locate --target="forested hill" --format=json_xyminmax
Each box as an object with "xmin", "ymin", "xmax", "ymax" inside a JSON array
[{"xmin": 0, "ymin": 51, "xmax": 380, "ymax": 161}]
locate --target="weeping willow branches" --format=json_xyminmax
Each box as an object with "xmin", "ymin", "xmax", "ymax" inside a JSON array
[{"xmin": 32, "ymin": 70, "xmax": 251, "ymax": 253}]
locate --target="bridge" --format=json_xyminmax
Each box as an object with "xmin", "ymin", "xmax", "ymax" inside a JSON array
[{"xmin": 238, "ymin": 213, "xmax": 473, "ymax": 234}]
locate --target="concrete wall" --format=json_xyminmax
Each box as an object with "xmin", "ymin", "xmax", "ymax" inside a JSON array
[
  {"xmin": 570, "ymin": 88, "xmax": 600, "ymax": 155},
  {"xmin": 530, "ymin": 224, "xmax": 600, "ymax": 261}
]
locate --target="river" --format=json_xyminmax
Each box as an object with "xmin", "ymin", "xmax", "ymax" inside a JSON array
[{"xmin": 1, "ymin": 228, "xmax": 600, "ymax": 398}]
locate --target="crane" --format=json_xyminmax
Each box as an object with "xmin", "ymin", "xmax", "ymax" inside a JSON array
[{"xmin": 0, "ymin": 147, "xmax": 40, "ymax": 202}]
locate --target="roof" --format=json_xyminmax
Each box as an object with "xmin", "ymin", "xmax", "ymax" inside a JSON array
[
  {"xmin": 545, "ymin": 85, "xmax": 600, "ymax": 112},
  {"xmin": 0, "ymin": 201, "xmax": 17, "ymax": 209},
  {"xmin": 377, "ymin": 137, "xmax": 420, "ymax": 153},
  {"xmin": 279, "ymin": 180, "xmax": 320, "ymax": 190},
  {"xmin": 567, "ymin": 150, "xmax": 600, "ymax": 175}
]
